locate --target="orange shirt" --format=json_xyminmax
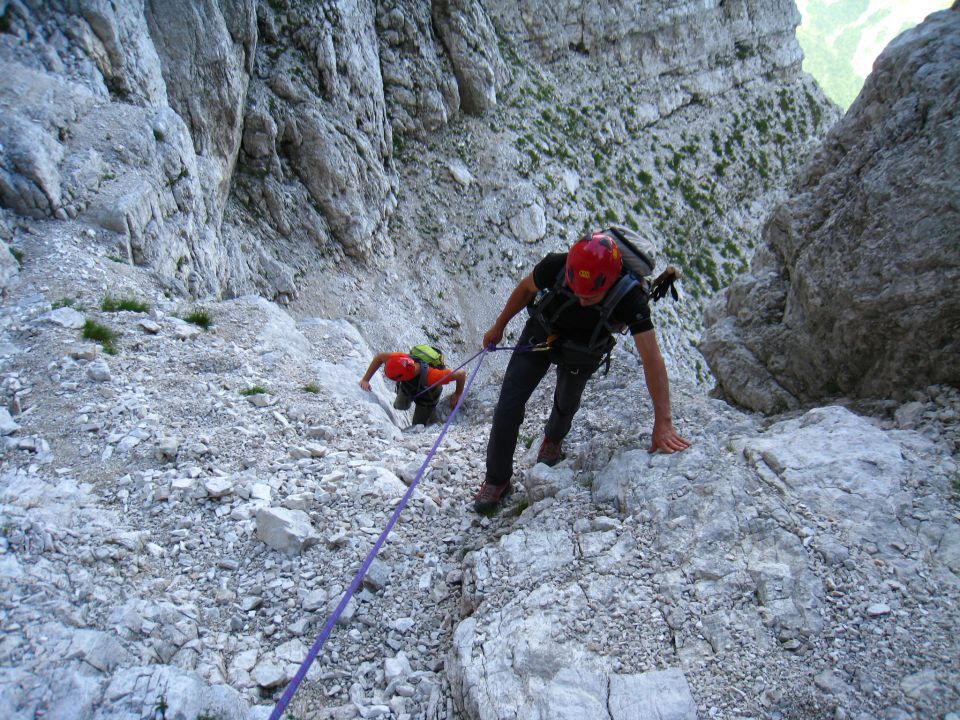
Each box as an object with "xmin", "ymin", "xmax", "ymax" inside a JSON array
[
  {"xmin": 425, "ymin": 366, "xmax": 456, "ymax": 386},
  {"xmin": 387, "ymin": 353, "xmax": 455, "ymax": 386}
]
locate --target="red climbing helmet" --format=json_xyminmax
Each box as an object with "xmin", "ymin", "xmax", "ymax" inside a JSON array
[
  {"xmin": 565, "ymin": 232, "xmax": 623, "ymax": 296},
  {"xmin": 385, "ymin": 354, "xmax": 417, "ymax": 382}
]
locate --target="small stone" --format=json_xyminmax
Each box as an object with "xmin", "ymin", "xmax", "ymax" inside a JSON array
[
  {"xmin": 384, "ymin": 652, "xmax": 412, "ymax": 684},
  {"xmin": 155, "ymin": 436, "xmax": 180, "ymax": 460},
  {"xmin": 172, "ymin": 321, "xmax": 202, "ymax": 340},
  {"xmin": 231, "ymin": 648, "xmax": 258, "ymax": 673},
  {"xmin": 240, "ymin": 596, "xmax": 263, "ymax": 612},
  {"xmin": 592, "ymin": 516, "xmax": 619, "ymax": 531},
  {"xmin": 900, "ymin": 669, "xmax": 939, "ymax": 699},
  {"xmin": 252, "ymin": 659, "xmax": 290, "ymax": 689},
  {"xmin": 68, "ymin": 344, "xmax": 99, "ymax": 361},
  {"xmin": 866, "ymin": 603, "xmax": 891, "ymax": 617},
  {"xmin": 288, "ymin": 446, "xmax": 311, "ymax": 459},
  {"xmin": 255, "ymin": 506, "xmax": 320, "ymax": 555},
  {"xmin": 247, "ymin": 393, "xmax": 274, "ymax": 408},
  {"xmin": 0, "ymin": 408, "xmax": 19, "ymax": 435},
  {"xmin": 358, "ymin": 705, "xmax": 390, "ymax": 719},
  {"xmin": 305, "ymin": 443, "xmax": 327, "ymax": 457},
  {"xmin": 250, "ymin": 483, "xmax": 272, "ymax": 501},
  {"xmin": 327, "ymin": 528, "xmax": 348, "ymax": 548},
  {"xmin": 447, "ymin": 159, "xmax": 474, "ymax": 186},
  {"xmin": 362, "ymin": 558, "xmax": 392, "ymax": 591},
  {"xmin": 389, "ymin": 617, "xmax": 415, "ymax": 633},
  {"xmin": 282, "ymin": 493, "xmax": 311, "ymax": 511},
  {"xmin": 116, "ymin": 435, "xmax": 141, "ymax": 453},
  {"xmin": 894, "ymin": 401, "xmax": 925, "ymax": 428},
  {"xmin": 204, "ymin": 477, "xmax": 233, "ymax": 498},
  {"xmin": 302, "ymin": 589, "xmax": 326, "ymax": 611},
  {"xmin": 289, "ymin": 617, "xmax": 311, "ymax": 636},
  {"xmin": 43, "ymin": 307, "xmax": 86, "ymax": 329},
  {"xmin": 87, "ymin": 359, "xmax": 111, "ymax": 382},
  {"xmin": 336, "ymin": 597, "xmax": 357, "ymax": 625},
  {"xmin": 171, "ymin": 477, "xmax": 195, "ymax": 492},
  {"xmin": 509, "ymin": 203, "xmax": 546, "ymax": 244},
  {"xmin": 274, "ymin": 638, "xmax": 308, "ymax": 664}
]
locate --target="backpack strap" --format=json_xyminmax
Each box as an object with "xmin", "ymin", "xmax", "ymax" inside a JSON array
[
  {"xmin": 600, "ymin": 274, "xmax": 640, "ymax": 327},
  {"xmin": 528, "ymin": 268, "xmax": 577, "ymax": 336},
  {"xmin": 583, "ymin": 273, "xmax": 640, "ymax": 352},
  {"xmin": 576, "ymin": 273, "xmax": 640, "ymax": 375},
  {"xmin": 399, "ymin": 361, "xmax": 440, "ymax": 407}
]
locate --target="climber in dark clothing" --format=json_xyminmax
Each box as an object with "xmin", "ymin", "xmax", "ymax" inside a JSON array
[{"xmin": 474, "ymin": 231, "xmax": 690, "ymax": 513}]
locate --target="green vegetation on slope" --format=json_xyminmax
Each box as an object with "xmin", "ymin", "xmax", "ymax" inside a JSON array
[{"xmin": 796, "ymin": 0, "xmax": 952, "ymax": 109}]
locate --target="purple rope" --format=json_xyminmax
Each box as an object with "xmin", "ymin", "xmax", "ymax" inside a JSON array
[{"xmin": 268, "ymin": 348, "xmax": 491, "ymax": 720}]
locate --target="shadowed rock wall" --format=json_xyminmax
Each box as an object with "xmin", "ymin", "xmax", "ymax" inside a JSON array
[{"xmin": 699, "ymin": 6, "xmax": 960, "ymax": 413}]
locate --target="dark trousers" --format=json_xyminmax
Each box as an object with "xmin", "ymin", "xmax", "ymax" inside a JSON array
[
  {"xmin": 394, "ymin": 384, "xmax": 442, "ymax": 425},
  {"xmin": 485, "ymin": 321, "xmax": 596, "ymax": 486}
]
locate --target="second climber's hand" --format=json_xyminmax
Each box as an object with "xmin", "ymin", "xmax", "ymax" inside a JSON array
[
  {"xmin": 359, "ymin": 379, "xmax": 371, "ymax": 391},
  {"xmin": 449, "ymin": 393, "xmax": 462, "ymax": 409}
]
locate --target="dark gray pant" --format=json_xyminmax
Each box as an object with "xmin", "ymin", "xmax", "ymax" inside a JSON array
[
  {"xmin": 484, "ymin": 321, "xmax": 596, "ymax": 486},
  {"xmin": 394, "ymin": 384, "xmax": 442, "ymax": 426}
]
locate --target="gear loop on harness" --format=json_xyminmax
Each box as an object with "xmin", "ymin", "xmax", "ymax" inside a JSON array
[{"xmin": 489, "ymin": 337, "xmax": 555, "ymax": 354}]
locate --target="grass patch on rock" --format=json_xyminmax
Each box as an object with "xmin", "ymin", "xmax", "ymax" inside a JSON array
[{"xmin": 83, "ymin": 319, "xmax": 118, "ymax": 354}]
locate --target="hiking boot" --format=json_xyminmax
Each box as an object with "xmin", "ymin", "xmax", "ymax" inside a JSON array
[
  {"xmin": 536, "ymin": 437, "xmax": 565, "ymax": 467},
  {"xmin": 473, "ymin": 479, "xmax": 511, "ymax": 514}
]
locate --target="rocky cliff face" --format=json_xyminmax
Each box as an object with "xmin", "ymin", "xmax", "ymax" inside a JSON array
[
  {"xmin": 700, "ymin": 5, "xmax": 960, "ymax": 414},
  {"xmin": 1, "ymin": 0, "xmax": 834, "ymax": 319},
  {"xmin": 3, "ymin": 212, "xmax": 959, "ymax": 720},
  {"xmin": 0, "ymin": 0, "xmax": 258, "ymax": 295},
  {"xmin": 1, "ymin": 224, "xmax": 958, "ymax": 720},
  {"xmin": 485, "ymin": 0, "xmax": 803, "ymax": 73}
]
